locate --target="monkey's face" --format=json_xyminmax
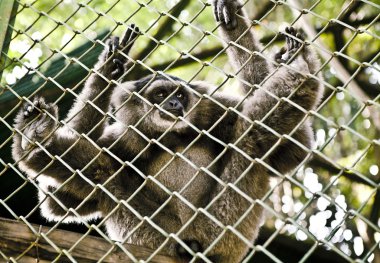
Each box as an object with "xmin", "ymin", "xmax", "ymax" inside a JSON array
[
  {"xmin": 143, "ymin": 82, "xmax": 191, "ymax": 132},
  {"xmin": 112, "ymin": 76, "xmax": 203, "ymax": 134},
  {"xmin": 148, "ymin": 86, "xmax": 187, "ymax": 119}
]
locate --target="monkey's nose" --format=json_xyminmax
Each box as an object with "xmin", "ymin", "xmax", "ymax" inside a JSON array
[
  {"xmin": 169, "ymin": 100, "xmax": 180, "ymax": 109},
  {"xmin": 167, "ymin": 99, "xmax": 183, "ymax": 111}
]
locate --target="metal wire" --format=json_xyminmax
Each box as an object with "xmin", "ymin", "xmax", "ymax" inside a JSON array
[{"xmin": 0, "ymin": 0, "xmax": 379, "ymax": 262}]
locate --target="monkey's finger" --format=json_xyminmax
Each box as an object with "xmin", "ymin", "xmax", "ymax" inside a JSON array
[
  {"xmin": 23, "ymin": 104, "xmax": 34, "ymax": 117},
  {"xmin": 274, "ymin": 52, "xmax": 282, "ymax": 61},
  {"xmin": 290, "ymin": 27, "xmax": 299, "ymax": 50},
  {"xmin": 35, "ymin": 97, "xmax": 50, "ymax": 117},
  {"xmin": 290, "ymin": 31, "xmax": 298, "ymax": 50},
  {"xmin": 37, "ymin": 96, "xmax": 47, "ymax": 108},
  {"xmin": 295, "ymin": 33, "xmax": 304, "ymax": 50},
  {"xmin": 121, "ymin": 24, "xmax": 138, "ymax": 47},
  {"xmin": 230, "ymin": 2, "xmax": 241, "ymax": 30},
  {"xmin": 126, "ymin": 26, "xmax": 140, "ymax": 48},
  {"xmin": 296, "ymin": 32, "xmax": 304, "ymax": 42},
  {"xmin": 120, "ymin": 26, "xmax": 139, "ymax": 56},
  {"xmin": 106, "ymin": 40, "xmax": 113, "ymax": 58},
  {"xmin": 33, "ymin": 97, "xmax": 44, "ymax": 113},
  {"xmin": 217, "ymin": 0, "xmax": 225, "ymax": 25},
  {"xmin": 285, "ymin": 30, "xmax": 291, "ymax": 49},
  {"xmin": 111, "ymin": 59, "xmax": 124, "ymax": 78},
  {"xmin": 288, "ymin": 26, "xmax": 296, "ymax": 35},
  {"xmin": 293, "ymin": 33, "xmax": 301, "ymax": 49},
  {"xmin": 46, "ymin": 103, "xmax": 58, "ymax": 117},
  {"xmin": 289, "ymin": 36, "xmax": 295, "ymax": 50},
  {"xmin": 230, "ymin": 8, "xmax": 238, "ymax": 30},
  {"xmin": 275, "ymin": 47, "xmax": 287, "ymax": 63},
  {"xmin": 277, "ymin": 46, "xmax": 287, "ymax": 56},
  {"xmin": 32, "ymin": 96, "xmax": 40, "ymax": 106},
  {"xmin": 129, "ymin": 25, "xmax": 140, "ymax": 40},
  {"xmin": 23, "ymin": 98, "xmax": 35, "ymax": 118},
  {"xmin": 213, "ymin": 4, "xmax": 219, "ymax": 22},
  {"xmin": 111, "ymin": 36, "xmax": 120, "ymax": 52},
  {"xmin": 230, "ymin": 20, "xmax": 237, "ymax": 30},
  {"xmin": 120, "ymin": 28, "xmax": 132, "ymax": 48},
  {"xmin": 222, "ymin": 5, "xmax": 237, "ymax": 30},
  {"xmin": 123, "ymin": 60, "xmax": 133, "ymax": 72},
  {"xmin": 290, "ymin": 37, "xmax": 297, "ymax": 49},
  {"xmin": 222, "ymin": 6, "xmax": 231, "ymax": 24}
]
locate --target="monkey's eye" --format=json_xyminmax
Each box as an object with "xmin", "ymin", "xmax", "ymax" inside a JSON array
[
  {"xmin": 156, "ymin": 92, "xmax": 165, "ymax": 98},
  {"xmin": 176, "ymin": 93, "xmax": 184, "ymax": 99}
]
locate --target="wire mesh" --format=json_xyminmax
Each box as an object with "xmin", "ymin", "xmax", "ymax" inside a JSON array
[{"xmin": 0, "ymin": 0, "xmax": 379, "ymax": 262}]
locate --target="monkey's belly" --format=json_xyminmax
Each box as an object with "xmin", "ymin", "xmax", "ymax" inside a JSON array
[{"xmin": 145, "ymin": 145, "xmax": 217, "ymax": 222}]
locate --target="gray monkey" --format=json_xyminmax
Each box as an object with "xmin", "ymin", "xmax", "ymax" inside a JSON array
[{"xmin": 12, "ymin": 0, "xmax": 323, "ymax": 262}]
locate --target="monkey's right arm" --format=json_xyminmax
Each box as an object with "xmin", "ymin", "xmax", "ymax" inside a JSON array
[{"xmin": 63, "ymin": 25, "xmax": 139, "ymax": 140}]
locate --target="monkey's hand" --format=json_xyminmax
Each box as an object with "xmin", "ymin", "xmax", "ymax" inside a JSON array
[
  {"xmin": 15, "ymin": 97, "xmax": 58, "ymax": 151},
  {"xmin": 98, "ymin": 24, "xmax": 140, "ymax": 79},
  {"xmin": 275, "ymin": 27, "xmax": 305, "ymax": 64},
  {"xmin": 212, "ymin": 0, "xmax": 241, "ymax": 30}
]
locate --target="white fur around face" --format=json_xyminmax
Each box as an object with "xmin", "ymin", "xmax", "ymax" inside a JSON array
[{"xmin": 150, "ymin": 110, "xmax": 190, "ymax": 133}]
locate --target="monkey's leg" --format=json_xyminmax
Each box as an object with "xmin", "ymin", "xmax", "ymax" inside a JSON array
[
  {"xmin": 38, "ymin": 183, "xmax": 101, "ymax": 222},
  {"xmin": 212, "ymin": 0, "xmax": 271, "ymax": 93},
  {"xmin": 12, "ymin": 97, "xmax": 118, "ymax": 202},
  {"xmin": 63, "ymin": 25, "xmax": 139, "ymax": 140}
]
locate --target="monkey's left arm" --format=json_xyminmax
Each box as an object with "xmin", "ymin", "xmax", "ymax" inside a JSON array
[{"xmin": 63, "ymin": 25, "xmax": 139, "ymax": 140}]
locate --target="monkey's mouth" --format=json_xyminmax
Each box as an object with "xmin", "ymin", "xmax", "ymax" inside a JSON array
[{"xmin": 159, "ymin": 109, "xmax": 183, "ymax": 119}]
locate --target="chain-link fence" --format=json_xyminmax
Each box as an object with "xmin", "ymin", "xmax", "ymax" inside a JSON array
[{"xmin": 0, "ymin": 0, "xmax": 379, "ymax": 262}]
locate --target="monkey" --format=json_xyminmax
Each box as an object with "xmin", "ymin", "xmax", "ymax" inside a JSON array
[{"xmin": 12, "ymin": 0, "xmax": 323, "ymax": 262}]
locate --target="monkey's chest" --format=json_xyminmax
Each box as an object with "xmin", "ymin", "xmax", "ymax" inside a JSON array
[{"xmin": 144, "ymin": 143, "xmax": 217, "ymax": 218}]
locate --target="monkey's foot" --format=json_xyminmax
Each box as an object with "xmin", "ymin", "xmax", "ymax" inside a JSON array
[
  {"xmin": 212, "ymin": 0, "xmax": 241, "ymax": 30},
  {"xmin": 18, "ymin": 97, "xmax": 58, "ymax": 150},
  {"xmin": 275, "ymin": 27, "xmax": 304, "ymax": 64},
  {"xmin": 285, "ymin": 27, "xmax": 304, "ymax": 56},
  {"xmin": 102, "ymin": 24, "xmax": 140, "ymax": 78},
  {"xmin": 21, "ymin": 96, "xmax": 56, "ymax": 121},
  {"xmin": 176, "ymin": 240, "xmax": 202, "ymax": 260}
]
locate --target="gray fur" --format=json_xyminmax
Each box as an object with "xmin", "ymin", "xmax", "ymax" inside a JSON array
[{"xmin": 12, "ymin": 2, "xmax": 323, "ymax": 262}]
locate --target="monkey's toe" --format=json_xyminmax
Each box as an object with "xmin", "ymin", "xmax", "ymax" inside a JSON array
[
  {"xmin": 23, "ymin": 96, "xmax": 46, "ymax": 118},
  {"xmin": 213, "ymin": 0, "xmax": 239, "ymax": 30},
  {"xmin": 284, "ymin": 27, "xmax": 304, "ymax": 54},
  {"xmin": 274, "ymin": 47, "xmax": 287, "ymax": 63}
]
